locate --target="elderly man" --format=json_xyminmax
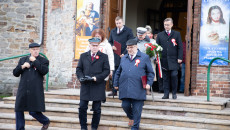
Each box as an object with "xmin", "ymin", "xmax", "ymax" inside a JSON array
[
  {"xmin": 76, "ymin": 37, "xmax": 110, "ymax": 130},
  {"xmin": 135, "ymin": 27, "xmax": 157, "ymax": 94},
  {"xmin": 13, "ymin": 43, "xmax": 50, "ymax": 130},
  {"xmin": 108, "ymin": 16, "xmax": 134, "ymax": 96},
  {"xmin": 156, "ymin": 18, "xmax": 183, "ymax": 99},
  {"xmin": 113, "ymin": 39, "xmax": 154, "ymax": 130}
]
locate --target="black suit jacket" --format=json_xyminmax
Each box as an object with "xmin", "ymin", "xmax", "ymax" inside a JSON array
[
  {"xmin": 108, "ymin": 25, "xmax": 134, "ymax": 67},
  {"xmin": 76, "ymin": 51, "xmax": 110, "ymax": 101},
  {"xmin": 156, "ymin": 30, "xmax": 183, "ymax": 70}
]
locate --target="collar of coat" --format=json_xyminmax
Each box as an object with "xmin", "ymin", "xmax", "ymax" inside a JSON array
[
  {"xmin": 26, "ymin": 55, "xmax": 41, "ymax": 62},
  {"xmin": 165, "ymin": 29, "xmax": 175, "ymax": 36},
  {"xmin": 113, "ymin": 25, "xmax": 128, "ymax": 34},
  {"xmin": 87, "ymin": 50, "xmax": 102, "ymax": 56},
  {"xmin": 125, "ymin": 49, "xmax": 141, "ymax": 59},
  {"xmin": 136, "ymin": 35, "xmax": 150, "ymax": 43}
]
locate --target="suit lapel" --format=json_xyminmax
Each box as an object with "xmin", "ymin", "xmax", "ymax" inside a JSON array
[{"xmin": 87, "ymin": 51, "xmax": 92, "ymax": 63}]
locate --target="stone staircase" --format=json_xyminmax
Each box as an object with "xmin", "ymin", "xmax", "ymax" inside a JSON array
[{"xmin": 0, "ymin": 89, "xmax": 230, "ymax": 130}]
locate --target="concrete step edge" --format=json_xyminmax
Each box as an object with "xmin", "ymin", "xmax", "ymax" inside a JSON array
[
  {"xmin": 2, "ymin": 99, "xmax": 230, "ymax": 116},
  {"xmin": 0, "ymin": 122, "xmax": 78, "ymax": 130},
  {"xmin": 0, "ymin": 114, "xmax": 209, "ymax": 130},
  {"xmin": 4, "ymin": 96, "xmax": 226, "ymax": 106},
  {"xmin": 0, "ymin": 111, "xmax": 230, "ymax": 126}
]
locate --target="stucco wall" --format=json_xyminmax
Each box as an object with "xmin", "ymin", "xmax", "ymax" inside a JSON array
[{"xmin": 45, "ymin": 0, "xmax": 76, "ymax": 87}]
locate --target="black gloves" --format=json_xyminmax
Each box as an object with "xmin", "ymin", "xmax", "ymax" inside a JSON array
[
  {"xmin": 84, "ymin": 76, "xmax": 94, "ymax": 81},
  {"xmin": 79, "ymin": 76, "xmax": 94, "ymax": 84}
]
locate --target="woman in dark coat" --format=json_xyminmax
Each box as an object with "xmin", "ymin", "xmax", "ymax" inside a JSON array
[
  {"xmin": 13, "ymin": 43, "xmax": 50, "ymax": 130},
  {"xmin": 76, "ymin": 37, "xmax": 110, "ymax": 130}
]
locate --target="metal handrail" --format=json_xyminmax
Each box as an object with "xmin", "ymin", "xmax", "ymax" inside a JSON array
[
  {"xmin": 207, "ymin": 57, "xmax": 230, "ymax": 101},
  {"xmin": 0, "ymin": 53, "xmax": 49, "ymax": 91}
]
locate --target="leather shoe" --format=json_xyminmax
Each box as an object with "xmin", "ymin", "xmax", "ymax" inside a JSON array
[
  {"xmin": 41, "ymin": 121, "xmax": 50, "ymax": 130},
  {"xmin": 108, "ymin": 92, "xmax": 117, "ymax": 96},
  {"xmin": 172, "ymin": 95, "xmax": 177, "ymax": 99},
  {"xmin": 162, "ymin": 96, "xmax": 169, "ymax": 99},
  {"xmin": 128, "ymin": 120, "xmax": 134, "ymax": 127}
]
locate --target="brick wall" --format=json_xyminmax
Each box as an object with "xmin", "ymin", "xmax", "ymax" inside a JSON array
[{"xmin": 191, "ymin": 0, "xmax": 230, "ymax": 98}]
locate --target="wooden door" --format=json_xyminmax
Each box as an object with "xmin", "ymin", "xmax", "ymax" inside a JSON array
[{"xmin": 105, "ymin": 0, "xmax": 123, "ymax": 38}]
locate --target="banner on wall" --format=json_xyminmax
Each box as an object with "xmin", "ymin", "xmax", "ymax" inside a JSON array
[
  {"xmin": 75, "ymin": 0, "xmax": 100, "ymax": 59},
  {"xmin": 199, "ymin": 0, "xmax": 229, "ymax": 65}
]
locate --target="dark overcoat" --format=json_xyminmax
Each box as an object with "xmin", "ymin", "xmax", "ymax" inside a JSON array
[
  {"xmin": 113, "ymin": 50, "xmax": 154, "ymax": 100},
  {"xmin": 13, "ymin": 55, "xmax": 49, "ymax": 112},
  {"xmin": 108, "ymin": 25, "xmax": 134, "ymax": 67},
  {"xmin": 76, "ymin": 51, "xmax": 110, "ymax": 101},
  {"xmin": 156, "ymin": 30, "xmax": 183, "ymax": 70}
]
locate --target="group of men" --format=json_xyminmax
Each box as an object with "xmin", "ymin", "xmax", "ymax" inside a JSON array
[
  {"xmin": 13, "ymin": 16, "xmax": 182, "ymax": 130},
  {"xmin": 76, "ymin": 17, "xmax": 183, "ymax": 130}
]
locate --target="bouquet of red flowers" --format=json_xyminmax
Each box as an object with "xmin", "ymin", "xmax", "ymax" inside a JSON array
[
  {"xmin": 144, "ymin": 42, "xmax": 163, "ymax": 78},
  {"xmin": 144, "ymin": 42, "xmax": 163, "ymax": 58}
]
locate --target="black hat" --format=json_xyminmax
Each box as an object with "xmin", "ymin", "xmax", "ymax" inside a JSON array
[
  {"xmin": 126, "ymin": 39, "xmax": 137, "ymax": 46},
  {"xmin": 29, "ymin": 43, "xmax": 40, "ymax": 48},
  {"xmin": 88, "ymin": 37, "xmax": 101, "ymax": 43}
]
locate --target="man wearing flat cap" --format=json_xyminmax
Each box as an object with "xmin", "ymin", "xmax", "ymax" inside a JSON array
[
  {"xmin": 113, "ymin": 39, "xmax": 154, "ymax": 130},
  {"xmin": 76, "ymin": 37, "xmax": 110, "ymax": 130},
  {"xmin": 13, "ymin": 43, "xmax": 50, "ymax": 130},
  {"xmin": 135, "ymin": 27, "xmax": 157, "ymax": 94}
]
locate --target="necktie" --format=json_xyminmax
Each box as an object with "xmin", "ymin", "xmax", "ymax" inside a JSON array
[
  {"xmin": 130, "ymin": 55, "xmax": 133, "ymax": 60},
  {"xmin": 91, "ymin": 54, "xmax": 95, "ymax": 61},
  {"xmin": 118, "ymin": 28, "xmax": 120, "ymax": 34},
  {"xmin": 167, "ymin": 31, "xmax": 170, "ymax": 36}
]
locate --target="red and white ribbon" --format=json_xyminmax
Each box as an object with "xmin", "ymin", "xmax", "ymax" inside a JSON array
[
  {"xmin": 156, "ymin": 53, "xmax": 162, "ymax": 78},
  {"xmin": 135, "ymin": 59, "xmax": 140, "ymax": 67},
  {"xmin": 171, "ymin": 39, "xmax": 177, "ymax": 46}
]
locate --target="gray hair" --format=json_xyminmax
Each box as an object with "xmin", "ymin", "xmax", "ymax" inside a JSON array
[
  {"xmin": 145, "ymin": 25, "xmax": 152, "ymax": 33},
  {"xmin": 164, "ymin": 18, "xmax": 173, "ymax": 24}
]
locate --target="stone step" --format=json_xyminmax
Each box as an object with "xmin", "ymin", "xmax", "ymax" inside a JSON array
[
  {"xmin": 1, "ymin": 101, "xmax": 230, "ymax": 121},
  {"xmin": 4, "ymin": 97, "xmax": 230, "ymax": 120},
  {"xmin": 0, "ymin": 123, "xmax": 78, "ymax": 130},
  {"xmin": 0, "ymin": 113, "xmax": 210, "ymax": 130},
  {"xmin": 4, "ymin": 96, "xmax": 227, "ymax": 111},
  {"xmin": 1, "ymin": 104, "xmax": 230, "ymax": 129},
  {"xmin": 43, "ymin": 89, "xmax": 228, "ymax": 110}
]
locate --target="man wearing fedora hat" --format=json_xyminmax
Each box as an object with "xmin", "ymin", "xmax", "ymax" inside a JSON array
[
  {"xmin": 13, "ymin": 43, "xmax": 50, "ymax": 130},
  {"xmin": 76, "ymin": 37, "xmax": 110, "ymax": 130}
]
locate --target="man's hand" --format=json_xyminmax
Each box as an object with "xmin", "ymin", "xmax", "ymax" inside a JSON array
[
  {"xmin": 114, "ymin": 87, "xmax": 119, "ymax": 90},
  {"xmin": 112, "ymin": 46, "xmax": 117, "ymax": 51},
  {"xmin": 178, "ymin": 59, "xmax": 182, "ymax": 64},
  {"xmin": 146, "ymin": 84, "xmax": 150, "ymax": 90},
  {"xmin": 29, "ymin": 56, "xmax": 36, "ymax": 62},
  {"xmin": 21, "ymin": 62, "xmax": 30, "ymax": 69},
  {"xmin": 120, "ymin": 54, "xmax": 124, "ymax": 58},
  {"xmin": 109, "ymin": 71, "xmax": 113, "ymax": 78}
]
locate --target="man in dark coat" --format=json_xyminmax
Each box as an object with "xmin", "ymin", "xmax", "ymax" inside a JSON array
[
  {"xmin": 13, "ymin": 43, "xmax": 50, "ymax": 130},
  {"xmin": 108, "ymin": 16, "xmax": 134, "ymax": 96},
  {"xmin": 156, "ymin": 18, "xmax": 183, "ymax": 99},
  {"xmin": 76, "ymin": 37, "xmax": 110, "ymax": 130},
  {"xmin": 114, "ymin": 39, "xmax": 154, "ymax": 130}
]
